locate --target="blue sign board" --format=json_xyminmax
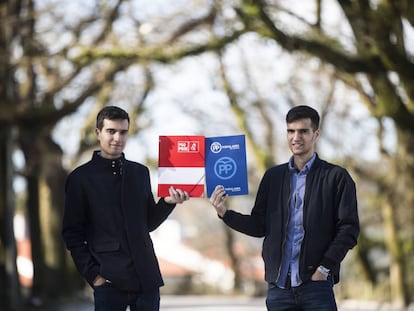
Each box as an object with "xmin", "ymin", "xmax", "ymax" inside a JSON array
[{"xmin": 205, "ymin": 135, "xmax": 248, "ymax": 197}]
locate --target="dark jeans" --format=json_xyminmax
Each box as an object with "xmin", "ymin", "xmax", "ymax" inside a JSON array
[
  {"xmin": 266, "ymin": 279, "xmax": 337, "ymax": 311},
  {"xmin": 94, "ymin": 283, "xmax": 160, "ymax": 311}
]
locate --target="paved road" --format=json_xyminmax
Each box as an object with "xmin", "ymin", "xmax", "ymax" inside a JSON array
[
  {"xmin": 55, "ymin": 295, "xmax": 406, "ymax": 311},
  {"xmin": 162, "ymin": 296, "xmax": 265, "ymax": 311},
  {"xmin": 58, "ymin": 296, "xmax": 264, "ymax": 311}
]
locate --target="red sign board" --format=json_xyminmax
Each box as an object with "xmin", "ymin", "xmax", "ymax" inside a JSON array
[{"xmin": 158, "ymin": 136, "xmax": 205, "ymax": 197}]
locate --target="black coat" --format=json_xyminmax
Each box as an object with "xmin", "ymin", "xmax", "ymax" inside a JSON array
[
  {"xmin": 62, "ymin": 151, "xmax": 175, "ymax": 292},
  {"xmin": 222, "ymin": 155, "xmax": 359, "ymax": 284}
]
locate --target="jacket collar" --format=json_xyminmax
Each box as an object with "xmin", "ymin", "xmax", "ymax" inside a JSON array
[{"xmin": 92, "ymin": 150, "xmax": 125, "ymax": 175}]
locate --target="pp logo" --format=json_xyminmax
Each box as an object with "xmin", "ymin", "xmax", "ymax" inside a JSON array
[
  {"xmin": 210, "ymin": 142, "xmax": 222, "ymax": 153},
  {"xmin": 214, "ymin": 157, "xmax": 237, "ymax": 180}
]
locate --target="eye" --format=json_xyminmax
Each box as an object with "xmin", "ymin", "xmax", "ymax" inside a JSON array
[{"xmin": 107, "ymin": 129, "xmax": 115, "ymax": 134}]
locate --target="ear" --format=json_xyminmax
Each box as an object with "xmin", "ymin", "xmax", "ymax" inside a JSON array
[
  {"xmin": 314, "ymin": 129, "xmax": 320, "ymax": 140},
  {"xmin": 95, "ymin": 128, "xmax": 100, "ymax": 137}
]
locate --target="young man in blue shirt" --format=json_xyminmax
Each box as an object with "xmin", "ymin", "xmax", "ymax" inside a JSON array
[{"xmin": 210, "ymin": 105, "xmax": 359, "ymax": 310}]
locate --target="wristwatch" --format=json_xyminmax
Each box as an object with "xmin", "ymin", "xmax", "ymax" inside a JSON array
[{"xmin": 317, "ymin": 265, "xmax": 330, "ymax": 277}]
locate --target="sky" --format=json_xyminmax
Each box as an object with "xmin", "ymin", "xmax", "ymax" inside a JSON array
[
  {"xmin": 20, "ymin": 0, "xmax": 408, "ymax": 191},
  {"xmin": 50, "ymin": 38, "xmax": 385, "ymax": 169}
]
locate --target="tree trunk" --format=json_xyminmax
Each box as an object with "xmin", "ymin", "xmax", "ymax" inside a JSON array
[
  {"xmin": 26, "ymin": 172, "xmax": 46, "ymax": 303},
  {"xmin": 377, "ymin": 127, "xmax": 414, "ymax": 307},
  {"xmin": 381, "ymin": 200, "xmax": 406, "ymax": 307},
  {"xmin": 387, "ymin": 128, "xmax": 414, "ymax": 306},
  {"xmin": 0, "ymin": 126, "xmax": 23, "ymax": 310},
  {"xmin": 21, "ymin": 131, "xmax": 83, "ymax": 304},
  {"xmin": 224, "ymin": 226, "xmax": 243, "ymax": 292},
  {"xmin": 39, "ymin": 136, "xmax": 83, "ymax": 295}
]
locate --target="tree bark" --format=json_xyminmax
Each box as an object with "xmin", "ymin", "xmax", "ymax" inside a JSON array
[
  {"xmin": 0, "ymin": 126, "xmax": 23, "ymax": 310},
  {"xmin": 224, "ymin": 226, "xmax": 243, "ymax": 292},
  {"xmin": 382, "ymin": 200, "xmax": 406, "ymax": 307},
  {"xmin": 20, "ymin": 130, "xmax": 83, "ymax": 303}
]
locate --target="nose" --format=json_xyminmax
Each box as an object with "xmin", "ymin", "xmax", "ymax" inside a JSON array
[{"xmin": 113, "ymin": 132, "xmax": 121, "ymax": 142}]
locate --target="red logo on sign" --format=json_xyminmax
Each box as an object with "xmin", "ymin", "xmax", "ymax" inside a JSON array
[{"xmin": 177, "ymin": 141, "xmax": 199, "ymax": 153}]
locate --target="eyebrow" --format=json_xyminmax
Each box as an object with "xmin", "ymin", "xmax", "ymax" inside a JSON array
[
  {"xmin": 106, "ymin": 128, "xmax": 129, "ymax": 132},
  {"xmin": 287, "ymin": 128, "xmax": 310, "ymax": 131}
]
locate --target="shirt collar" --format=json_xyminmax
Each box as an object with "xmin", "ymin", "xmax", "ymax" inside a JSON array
[{"xmin": 288, "ymin": 153, "xmax": 316, "ymax": 173}]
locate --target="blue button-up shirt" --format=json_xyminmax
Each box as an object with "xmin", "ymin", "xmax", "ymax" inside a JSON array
[{"xmin": 276, "ymin": 153, "xmax": 316, "ymax": 288}]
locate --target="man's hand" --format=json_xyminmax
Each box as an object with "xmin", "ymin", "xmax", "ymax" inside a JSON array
[
  {"xmin": 164, "ymin": 186, "xmax": 190, "ymax": 204},
  {"xmin": 93, "ymin": 275, "xmax": 106, "ymax": 286},
  {"xmin": 209, "ymin": 185, "xmax": 228, "ymax": 217},
  {"xmin": 311, "ymin": 269, "xmax": 328, "ymax": 281}
]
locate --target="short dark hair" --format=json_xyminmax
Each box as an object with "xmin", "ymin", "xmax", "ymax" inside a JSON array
[
  {"xmin": 96, "ymin": 106, "xmax": 130, "ymax": 130},
  {"xmin": 286, "ymin": 105, "xmax": 320, "ymax": 130}
]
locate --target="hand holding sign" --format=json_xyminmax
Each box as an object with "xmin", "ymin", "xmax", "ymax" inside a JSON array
[{"xmin": 209, "ymin": 185, "xmax": 229, "ymax": 217}]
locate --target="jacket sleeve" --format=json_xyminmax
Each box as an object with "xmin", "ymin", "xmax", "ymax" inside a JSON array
[
  {"xmin": 221, "ymin": 170, "xmax": 270, "ymax": 238},
  {"xmin": 61, "ymin": 172, "xmax": 99, "ymax": 286},
  {"xmin": 321, "ymin": 168, "xmax": 360, "ymax": 269}
]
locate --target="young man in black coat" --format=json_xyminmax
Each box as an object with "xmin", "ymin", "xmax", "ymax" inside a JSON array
[
  {"xmin": 62, "ymin": 106, "xmax": 189, "ymax": 311},
  {"xmin": 210, "ymin": 105, "xmax": 359, "ymax": 310}
]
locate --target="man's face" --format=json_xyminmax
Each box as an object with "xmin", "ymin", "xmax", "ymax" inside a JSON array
[
  {"xmin": 96, "ymin": 118, "xmax": 129, "ymax": 159},
  {"xmin": 287, "ymin": 118, "xmax": 319, "ymax": 157}
]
